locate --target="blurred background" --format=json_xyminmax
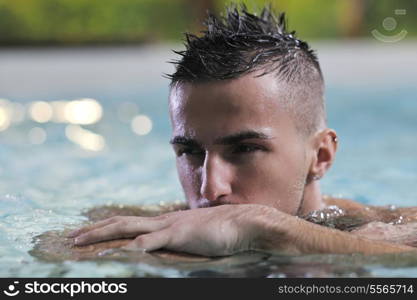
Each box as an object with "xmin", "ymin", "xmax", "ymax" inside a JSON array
[
  {"xmin": 0, "ymin": 0, "xmax": 416, "ymax": 44},
  {"xmin": 0, "ymin": 0, "xmax": 416, "ymax": 277}
]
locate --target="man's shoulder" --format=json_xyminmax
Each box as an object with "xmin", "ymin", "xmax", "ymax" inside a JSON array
[
  {"xmin": 322, "ymin": 195, "xmax": 417, "ymax": 224},
  {"xmin": 322, "ymin": 195, "xmax": 366, "ymax": 211}
]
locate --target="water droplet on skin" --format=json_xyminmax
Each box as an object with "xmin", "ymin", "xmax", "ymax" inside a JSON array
[
  {"xmin": 394, "ymin": 215, "xmax": 404, "ymax": 225},
  {"xmin": 303, "ymin": 205, "xmax": 352, "ymax": 229}
]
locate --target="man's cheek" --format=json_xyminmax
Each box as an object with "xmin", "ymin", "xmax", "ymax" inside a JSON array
[{"xmin": 177, "ymin": 165, "xmax": 201, "ymax": 200}]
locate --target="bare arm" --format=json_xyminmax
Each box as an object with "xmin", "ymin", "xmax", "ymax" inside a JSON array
[
  {"xmin": 254, "ymin": 208, "xmax": 414, "ymax": 255},
  {"xmin": 69, "ymin": 204, "xmax": 415, "ymax": 257}
]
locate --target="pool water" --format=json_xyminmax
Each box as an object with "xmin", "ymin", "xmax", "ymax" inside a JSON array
[{"xmin": 0, "ymin": 46, "xmax": 416, "ymax": 277}]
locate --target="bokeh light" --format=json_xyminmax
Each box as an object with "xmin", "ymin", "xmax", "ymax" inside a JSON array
[
  {"xmin": 50, "ymin": 101, "xmax": 68, "ymax": 123},
  {"xmin": 0, "ymin": 106, "xmax": 11, "ymax": 131},
  {"xmin": 131, "ymin": 115, "xmax": 152, "ymax": 136},
  {"xmin": 65, "ymin": 124, "xmax": 105, "ymax": 152},
  {"xmin": 64, "ymin": 98, "xmax": 103, "ymax": 125},
  {"xmin": 0, "ymin": 99, "xmax": 12, "ymax": 131},
  {"xmin": 29, "ymin": 101, "xmax": 53, "ymax": 123}
]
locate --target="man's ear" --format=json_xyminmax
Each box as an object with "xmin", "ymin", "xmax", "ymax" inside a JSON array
[{"xmin": 308, "ymin": 129, "xmax": 338, "ymax": 180}]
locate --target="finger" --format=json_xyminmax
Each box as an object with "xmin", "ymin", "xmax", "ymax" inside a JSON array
[
  {"xmin": 68, "ymin": 208, "xmax": 187, "ymax": 238},
  {"xmin": 67, "ymin": 217, "xmax": 121, "ymax": 238},
  {"xmin": 122, "ymin": 228, "xmax": 172, "ymax": 252},
  {"xmin": 74, "ymin": 217, "xmax": 168, "ymax": 246},
  {"xmin": 68, "ymin": 210, "xmax": 184, "ymax": 238}
]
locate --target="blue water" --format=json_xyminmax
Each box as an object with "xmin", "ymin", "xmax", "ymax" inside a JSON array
[
  {"xmin": 0, "ymin": 81, "xmax": 416, "ymax": 277},
  {"xmin": 323, "ymin": 85, "xmax": 417, "ymax": 207}
]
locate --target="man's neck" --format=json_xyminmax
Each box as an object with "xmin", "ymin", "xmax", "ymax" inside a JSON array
[{"xmin": 298, "ymin": 181, "xmax": 325, "ymax": 216}]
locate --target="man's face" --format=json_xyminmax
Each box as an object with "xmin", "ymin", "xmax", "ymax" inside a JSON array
[{"xmin": 169, "ymin": 72, "xmax": 312, "ymax": 215}]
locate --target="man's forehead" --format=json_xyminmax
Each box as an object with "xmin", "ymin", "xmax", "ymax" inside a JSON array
[
  {"xmin": 168, "ymin": 73, "xmax": 297, "ymax": 142},
  {"xmin": 169, "ymin": 82, "xmax": 287, "ymax": 122},
  {"xmin": 169, "ymin": 72, "xmax": 290, "ymax": 106}
]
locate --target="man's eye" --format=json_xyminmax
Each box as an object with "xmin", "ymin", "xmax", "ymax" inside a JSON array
[
  {"xmin": 232, "ymin": 144, "xmax": 264, "ymax": 154},
  {"xmin": 176, "ymin": 147, "xmax": 204, "ymax": 157}
]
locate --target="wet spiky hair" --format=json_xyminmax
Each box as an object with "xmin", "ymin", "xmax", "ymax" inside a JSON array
[
  {"xmin": 167, "ymin": 3, "xmax": 326, "ymax": 136},
  {"xmin": 167, "ymin": 3, "xmax": 322, "ymax": 83}
]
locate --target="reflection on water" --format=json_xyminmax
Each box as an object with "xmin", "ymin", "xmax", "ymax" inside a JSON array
[
  {"xmin": 29, "ymin": 101, "xmax": 53, "ymax": 123},
  {"xmin": 0, "ymin": 97, "xmax": 153, "ymax": 152},
  {"xmin": 0, "ymin": 99, "xmax": 12, "ymax": 131},
  {"xmin": 65, "ymin": 125, "xmax": 106, "ymax": 152},
  {"xmin": 131, "ymin": 115, "xmax": 153, "ymax": 136},
  {"xmin": 64, "ymin": 99, "xmax": 102, "ymax": 125}
]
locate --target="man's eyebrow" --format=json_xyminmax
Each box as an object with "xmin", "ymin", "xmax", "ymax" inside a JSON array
[
  {"xmin": 214, "ymin": 130, "xmax": 273, "ymax": 145},
  {"xmin": 169, "ymin": 136, "xmax": 201, "ymax": 147},
  {"xmin": 169, "ymin": 131, "xmax": 273, "ymax": 147}
]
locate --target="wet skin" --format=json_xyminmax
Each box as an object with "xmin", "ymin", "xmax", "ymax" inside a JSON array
[
  {"xmin": 35, "ymin": 202, "xmax": 410, "ymax": 277},
  {"xmin": 53, "ymin": 72, "xmax": 417, "ymax": 257},
  {"xmin": 31, "ymin": 197, "xmax": 417, "ymax": 262}
]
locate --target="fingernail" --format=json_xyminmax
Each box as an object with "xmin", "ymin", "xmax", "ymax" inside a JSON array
[{"xmin": 74, "ymin": 237, "xmax": 81, "ymax": 245}]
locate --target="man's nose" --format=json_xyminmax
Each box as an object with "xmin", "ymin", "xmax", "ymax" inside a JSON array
[{"xmin": 200, "ymin": 153, "xmax": 232, "ymax": 203}]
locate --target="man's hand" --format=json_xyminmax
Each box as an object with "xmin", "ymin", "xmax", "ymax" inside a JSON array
[{"xmin": 68, "ymin": 204, "xmax": 286, "ymax": 256}]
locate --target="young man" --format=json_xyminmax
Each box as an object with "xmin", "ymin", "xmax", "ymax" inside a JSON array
[{"xmin": 69, "ymin": 5, "xmax": 416, "ymax": 256}]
